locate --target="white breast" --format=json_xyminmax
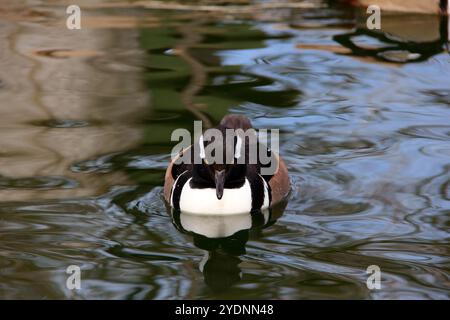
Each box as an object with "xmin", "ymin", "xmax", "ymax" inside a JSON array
[{"xmin": 177, "ymin": 178, "xmax": 268, "ymax": 215}]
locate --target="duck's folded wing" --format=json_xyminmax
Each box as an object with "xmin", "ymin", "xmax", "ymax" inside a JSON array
[
  {"xmin": 163, "ymin": 145, "xmax": 193, "ymax": 202},
  {"xmin": 267, "ymin": 153, "xmax": 290, "ymax": 205}
]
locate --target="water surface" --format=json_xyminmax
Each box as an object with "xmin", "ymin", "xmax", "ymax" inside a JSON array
[{"xmin": 0, "ymin": 0, "xmax": 449, "ymax": 299}]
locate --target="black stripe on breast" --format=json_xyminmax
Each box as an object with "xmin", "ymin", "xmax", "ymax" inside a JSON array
[
  {"xmin": 247, "ymin": 172, "xmax": 270, "ymax": 211},
  {"xmin": 170, "ymin": 170, "xmax": 192, "ymax": 211}
]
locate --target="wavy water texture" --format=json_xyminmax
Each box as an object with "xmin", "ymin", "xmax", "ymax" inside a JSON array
[{"xmin": 0, "ymin": 0, "xmax": 449, "ymax": 299}]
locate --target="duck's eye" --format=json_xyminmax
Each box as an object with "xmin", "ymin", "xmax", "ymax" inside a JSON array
[{"xmin": 226, "ymin": 164, "xmax": 246, "ymax": 182}]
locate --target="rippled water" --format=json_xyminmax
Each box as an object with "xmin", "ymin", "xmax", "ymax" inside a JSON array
[{"xmin": 0, "ymin": 1, "xmax": 449, "ymax": 299}]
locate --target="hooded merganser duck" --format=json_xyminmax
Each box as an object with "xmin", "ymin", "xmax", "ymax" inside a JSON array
[
  {"xmin": 347, "ymin": 0, "xmax": 449, "ymax": 14},
  {"xmin": 163, "ymin": 115, "xmax": 290, "ymax": 215}
]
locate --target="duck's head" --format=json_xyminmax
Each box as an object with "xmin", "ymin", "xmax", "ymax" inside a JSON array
[{"xmin": 192, "ymin": 121, "xmax": 250, "ymax": 200}]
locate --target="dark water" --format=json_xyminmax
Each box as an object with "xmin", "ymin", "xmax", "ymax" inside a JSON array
[{"xmin": 0, "ymin": 1, "xmax": 449, "ymax": 299}]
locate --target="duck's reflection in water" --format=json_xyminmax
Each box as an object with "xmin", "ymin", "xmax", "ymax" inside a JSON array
[{"xmin": 169, "ymin": 202, "xmax": 287, "ymax": 291}]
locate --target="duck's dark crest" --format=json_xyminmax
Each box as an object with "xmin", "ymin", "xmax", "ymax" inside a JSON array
[{"xmin": 220, "ymin": 114, "xmax": 253, "ymax": 130}]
